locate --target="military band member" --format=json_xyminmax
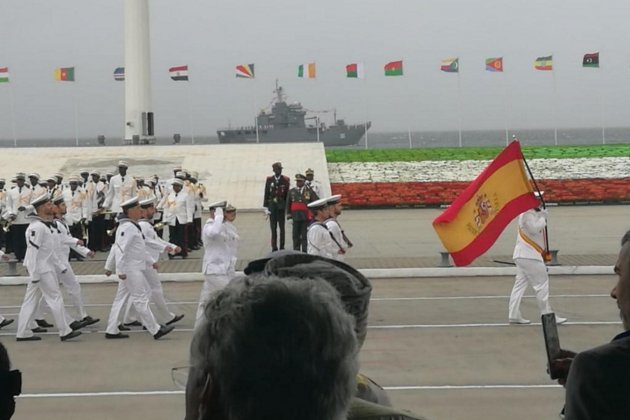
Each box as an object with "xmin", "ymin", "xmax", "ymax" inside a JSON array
[
  {"xmin": 189, "ymin": 171, "xmax": 206, "ymax": 249},
  {"xmin": 86, "ymin": 171, "xmax": 107, "ymax": 251},
  {"xmin": 28, "ymin": 173, "xmax": 47, "ymax": 199},
  {"xmin": 16, "ymin": 194, "xmax": 82, "ymax": 341},
  {"xmin": 307, "ymin": 198, "xmax": 344, "ymax": 259},
  {"xmin": 158, "ymin": 179, "xmax": 193, "ymax": 259},
  {"xmin": 62, "ymin": 176, "xmax": 88, "ymax": 260},
  {"xmin": 103, "ymin": 197, "xmax": 174, "ymax": 340},
  {"xmin": 79, "ymin": 169, "xmax": 90, "ymax": 186},
  {"xmin": 305, "ymin": 168, "xmax": 322, "ymax": 198},
  {"xmin": 5, "ymin": 173, "xmax": 32, "ymax": 261},
  {"xmin": 196, "ymin": 201, "xmax": 239, "ymax": 327},
  {"xmin": 325, "ymin": 194, "xmax": 352, "ymax": 262},
  {"xmin": 46, "ymin": 175, "xmax": 61, "ymax": 199},
  {"xmin": 263, "ymin": 162, "xmax": 290, "ymax": 251},
  {"xmin": 286, "ymin": 173, "xmax": 316, "ymax": 252},
  {"xmin": 136, "ymin": 176, "xmax": 153, "ymax": 201},
  {"xmin": 103, "ymin": 160, "xmax": 137, "ymax": 214},
  {"xmin": 0, "ymin": 179, "xmax": 7, "ymax": 249}
]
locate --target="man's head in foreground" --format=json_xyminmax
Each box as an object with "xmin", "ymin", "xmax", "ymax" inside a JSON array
[
  {"xmin": 186, "ymin": 276, "xmax": 358, "ymax": 420},
  {"xmin": 611, "ymin": 231, "xmax": 630, "ymax": 330}
]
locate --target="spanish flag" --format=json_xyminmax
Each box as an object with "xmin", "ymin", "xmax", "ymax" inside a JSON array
[{"xmin": 432, "ymin": 141, "xmax": 539, "ymax": 266}]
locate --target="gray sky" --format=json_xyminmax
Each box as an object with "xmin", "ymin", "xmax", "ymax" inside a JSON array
[{"xmin": 1, "ymin": 0, "xmax": 629, "ymax": 140}]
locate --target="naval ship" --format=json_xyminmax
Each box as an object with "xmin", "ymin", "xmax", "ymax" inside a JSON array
[{"xmin": 217, "ymin": 83, "xmax": 371, "ymax": 147}]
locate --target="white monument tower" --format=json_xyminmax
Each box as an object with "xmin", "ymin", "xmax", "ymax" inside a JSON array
[{"xmin": 124, "ymin": 0, "xmax": 154, "ymax": 144}]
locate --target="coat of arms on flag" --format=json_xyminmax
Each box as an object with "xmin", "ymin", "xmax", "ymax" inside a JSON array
[{"xmin": 169, "ymin": 65, "xmax": 189, "ymax": 81}]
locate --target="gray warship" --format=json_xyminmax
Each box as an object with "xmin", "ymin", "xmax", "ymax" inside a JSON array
[{"xmin": 217, "ymin": 82, "xmax": 371, "ymax": 147}]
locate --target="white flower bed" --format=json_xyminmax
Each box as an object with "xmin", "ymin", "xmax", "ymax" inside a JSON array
[{"xmin": 328, "ymin": 157, "xmax": 630, "ymax": 183}]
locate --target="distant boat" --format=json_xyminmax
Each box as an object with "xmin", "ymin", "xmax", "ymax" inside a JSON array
[{"xmin": 217, "ymin": 81, "xmax": 370, "ymax": 147}]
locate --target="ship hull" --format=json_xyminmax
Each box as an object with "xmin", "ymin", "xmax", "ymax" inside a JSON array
[{"xmin": 217, "ymin": 123, "xmax": 370, "ymax": 147}]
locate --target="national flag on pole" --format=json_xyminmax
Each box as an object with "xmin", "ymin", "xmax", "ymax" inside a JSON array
[
  {"xmin": 485, "ymin": 57, "xmax": 503, "ymax": 72},
  {"xmin": 169, "ymin": 65, "xmax": 189, "ymax": 81},
  {"xmin": 432, "ymin": 141, "xmax": 539, "ymax": 266},
  {"xmin": 384, "ymin": 60, "xmax": 403, "ymax": 76},
  {"xmin": 113, "ymin": 67, "xmax": 125, "ymax": 81},
  {"xmin": 582, "ymin": 52, "xmax": 599, "ymax": 68},
  {"xmin": 0, "ymin": 67, "xmax": 9, "ymax": 83},
  {"xmin": 441, "ymin": 57, "xmax": 459, "ymax": 73},
  {"xmin": 236, "ymin": 64, "xmax": 255, "ymax": 78},
  {"xmin": 297, "ymin": 63, "xmax": 316, "ymax": 78},
  {"xmin": 346, "ymin": 63, "xmax": 365, "ymax": 78},
  {"xmin": 54, "ymin": 67, "xmax": 75, "ymax": 81},
  {"xmin": 534, "ymin": 55, "xmax": 553, "ymax": 71}
]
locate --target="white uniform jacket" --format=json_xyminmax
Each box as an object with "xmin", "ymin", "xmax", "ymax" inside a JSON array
[
  {"xmin": 139, "ymin": 219, "xmax": 176, "ymax": 262},
  {"xmin": 193, "ymin": 183, "xmax": 208, "ymax": 219},
  {"xmin": 23, "ymin": 217, "xmax": 65, "ymax": 280},
  {"xmin": 159, "ymin": 190, "xmax": 194, "ymax": 226},
  {"xmin": 201, "ymin": 209, "xmax": 239, "ymax": 276},
  {"xmin": 103, "ymin": 174, "xmax": 137, "ymax": 213},
  {"xmin": 307, "ymin": 222, "xmax": 338, "ymax": 260},
  {"xmin": 85, "ymin": 180, "xmax": 106, "ymax": 221},
  {"xmin": 5, "ymin": 185, "xmax": 32, "ymax": 225},
  {"xmin": 30, "ymin": 184, "xmax": 48, "ymax": 200},
  {"xmin": 324, "ymin": 218, "xmax": 346, "ymax": 261},
  {"xmin": 306, "ymin": 179, "xmax": 322, "ymax": 198},
  {"xmin": 62, "ymin": 188, "xmax": 88, "ymax": 225},
  {"xmin": 53, "ymin": 219, "xmax": 91, "ymax": 263},
  {"xmin": 114, "ymin": 218, "xmax": 155, "ymax": 276},
  {"xmin": 513, "ymin": 208, "xmax": 547, "ymax": 261}
]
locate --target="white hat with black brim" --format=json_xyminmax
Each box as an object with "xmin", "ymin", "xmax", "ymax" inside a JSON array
[
  {"xmin": 30, "ymin": 193, "xmax": 50, "ymax": 208},
  {"xmin": 307, "ymin": 197, "xmax": 330, "ymax": 211},
  {"xmin": 208, "ymin": 200, "xmax": 227, "ymax": 210},
  {"xmin": 120, "ymin": 196, "xmax": 139, "ymax": 211},
  {"xmin": 139, "ymin": 198, "xmax": 155, "ymax": 208}
]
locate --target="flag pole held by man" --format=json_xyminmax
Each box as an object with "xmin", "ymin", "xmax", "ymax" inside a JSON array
[{"xmin": 432, "ymin": 141, "xmax": 540, "ymax": 267}]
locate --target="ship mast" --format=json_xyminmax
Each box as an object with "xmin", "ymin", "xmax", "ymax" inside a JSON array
[{"xmin": 274, "ymin": 79, "xmax": 285, "ymax": 103}]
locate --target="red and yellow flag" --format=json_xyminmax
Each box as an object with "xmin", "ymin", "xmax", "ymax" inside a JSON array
[{"xmin": 432, "ymin": 141, "xmax": 539, "ymax": 266}]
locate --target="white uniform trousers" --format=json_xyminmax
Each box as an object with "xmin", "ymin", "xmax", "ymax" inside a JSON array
[
  {"xmin": 16, "ymin": 272, "xmax": 72, "ymax": 338},
  {"xmin": 31, "ymin": 265, "xmax": 88, "ymax": 325},
  {"xmin": 508, "ymin": 258, "xmax": 552, "ymax": 320},
  {"xmin": 194, "ymin": 274, "xmax": 229, "ymax": 328},
  {"xmin": 123, "ymin": 268, "xmax": 175, "ymax": 325},
  {"xmin": 105, "ymin": 271, "xmax": 160, "ymax": 335}
]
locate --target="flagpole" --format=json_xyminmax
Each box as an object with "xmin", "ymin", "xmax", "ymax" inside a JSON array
[
  {"xmin": 8, "ymin": 82, "xmax": 17, "ymax": 147},
  {"xmin": 186, "ymin": 80, "xmax": 195, "ymax": 144},
  {"xmin": 552, "ymin": 58, "xmax": 558, "ymax": 146},
  {"xmin": 363, "ymin": 76, "xmax": 369, "ymax": 150},
  {"xmin": 520, "ymin": 144, "xmax": 551, "ymax": 255},
  {"xmin": 73, "ymin": 79, "xmax": 79, "ymax": 147},
  {"xmin": 599, "ymin": 58, "xmax": 606, "ymax": 145},
  {"xmin": 457, "ymin": 69, "xmax": 463, "ymax": 147},
  {"xmin": 503, "ymin": 63, "xmax": 509, "ymax": 146}
]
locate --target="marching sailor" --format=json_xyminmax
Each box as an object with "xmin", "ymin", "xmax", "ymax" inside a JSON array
[
  {"xmin": 324, "ymin": 194, "xmax": 353, "ymax": 262},
  {"xmin": 307, "ymin": 198, "xmax": 344, "ymax": 259}
]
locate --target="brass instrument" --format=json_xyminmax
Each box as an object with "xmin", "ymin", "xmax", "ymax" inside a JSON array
[
  {"xmin": 106, "ymin": 226, "xmax": 117, "ymax": 237},
  {"xmin": 153, "ymin": 222, "xmax": 165, "ymax": 231},
  {"xmin": 80, "ymin": 221, "xmax": 88, "ymax": 241},
  {"xmin": 1, "ymin": 220, "xmax": 13, "ymax": 233}
]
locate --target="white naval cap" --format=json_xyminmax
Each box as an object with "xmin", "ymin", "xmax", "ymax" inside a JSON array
[
  {"xmin": 28, "ymin": 172, "xmax": 40, "ymax": 180},
  {"xmin": 118, "ymin": 160, "xmax": 129, "ymax": 168},
  {"xmin": 207, "ymin": 200, "xmax": 227, "ymax": 210},
  {"xmin": 68, "ymin": 175, "xmax": 80, "ymax": 183},
  {"xmin": 30, "ymin": 193, "xmax": 50, "ymax": 207},
  {"xmin": 52, "ymin": 194, "xmax": 65, "ymax": 205},
  {"xmin": 15, "ymin": 172, "xmax": 26, "ymax": 180},
  {"xmin": 171, "ymin": 179, "xmax": 184, "ymax": 186},
  {"xmin": 307, "ymin": 197, "xmax": 330, "ymax": 210},
  {"xmin": 90, "ymin": 170, "xmax": 100, "ymax": 176},
  {"xmin": 120, "ymin": 196, "xmax": 139, "ymax": 210},
  {"xmin": 79, "ymin": 168, "xmax": 89, "ymax": 174},
  {"xmin": 175, "ymin": 171, "xmax": 186, "ymax": 179},
  {"xmin": 326, "ymin": 194, "xmax": 342, "ymax": 205},
  {"xmin": 139, "ymin": 198, "xmax": 155, "ymax": 208},
  {"xmin": 225, "ymin": 203, "xmax": 237, "ymax": 212}
]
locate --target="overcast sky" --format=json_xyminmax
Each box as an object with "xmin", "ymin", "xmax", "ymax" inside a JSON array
[{"xmin": 0, "ymin": 0, "xmax": 629, "ymax": 140}]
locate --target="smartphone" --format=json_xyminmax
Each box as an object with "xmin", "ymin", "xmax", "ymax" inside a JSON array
[{"xmin": 541, "ymin": 313, "xmax": 561, "ymax": 379}]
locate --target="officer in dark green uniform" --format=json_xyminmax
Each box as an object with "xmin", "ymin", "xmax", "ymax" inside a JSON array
[
  {"xmin": 286, "ymin": 173, "xmax": 317, "ymax": 252},
  {"xmin": 263, "ymin": 162, "xmax": 290, "ymax": 251}
]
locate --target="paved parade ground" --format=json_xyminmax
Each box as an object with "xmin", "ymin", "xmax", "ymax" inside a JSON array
[{"xmin": 0, "ymin": 205, "xmax": 627, "ymax": 419}]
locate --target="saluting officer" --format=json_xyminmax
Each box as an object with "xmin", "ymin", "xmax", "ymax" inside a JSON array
[
  {"xmin": 286, "ymin": 173, "xmax": 316, "ymax": 252},
  {"xmin": 263, "ymin": 162, "xmax": 290, "ymax": 251},
  {"xmin": 103, "ymin": 197, "xmax": 174, "ymax": 340}
]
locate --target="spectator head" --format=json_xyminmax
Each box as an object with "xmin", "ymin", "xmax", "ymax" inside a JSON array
[
  {"xmin": 611, "ymin": 230, "xmax": 630, "ymax": 330},
  {"xmin": 186, "ymin": 276, "xmax": 358, "ymax": 420},
  {"xmin": 0, "ymin": 342, "xmax": 21, "ymax": 420}
]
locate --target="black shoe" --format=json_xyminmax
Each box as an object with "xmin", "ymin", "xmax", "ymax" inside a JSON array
[
  {"xmin": 31, "ymin": 327, "xmax": 48, "ymax": 333},
  {"xmin": 105, "ymin": 332, "xmax": 129, "ymax": 339},
  {"xmin": 166, "ymin": 314, "xmax": 184, "ymax": 326},
  {"xmin": 118, "ymin": 324, "xmax": 130, "ymax": 331},
  {"xmin": 60, "ymin": 330, "xmax": 82, "ymax": 342},
  {"xmin": 168, "ymin": 254, "xmax": 174, "ymax": 260},
  {"xmin": 36, "ymin": 319, "xmax": 54, "ymax": 328},
  {"xmin": 81, "ymin": 316, "xmax": 100, "ymax": 326},
  {"xmin": 123, "ymin": 321, "xmax": 142, "ymax": 327},
  {"xmin": 153, "ymin": 325, "xmax": 174, "ymax": 340},
  {"xmin": 181, "ymin": 255, "xmax": 188, "ymax": 259},
  {"xmin": 16, "ymin": 336, "xmax": 41, "ymax": 342},
  {"xmin": 0, "ymin": 319, "xmax": 14, "ymax": 329},
  {"xmin": 69, "ymin": 320, "xmax": 81, "ymax": 330}
]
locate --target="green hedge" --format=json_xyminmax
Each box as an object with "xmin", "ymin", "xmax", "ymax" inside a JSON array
[{"xmin": 325, "ymin": 144, "xmax": 630, "ymax": 162}]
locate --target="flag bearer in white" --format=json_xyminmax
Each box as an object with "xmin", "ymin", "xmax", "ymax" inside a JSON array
[
  {"xmin": 16, "ymin": 194, "xmax": 82, "ymax": 342},
  {"xmin": 195, "ymin": 201, "xmax": 240, "ymax": 328},
  {"xmin": 103, "ymin": 197, "xmax": 174, "ymax": 340}
]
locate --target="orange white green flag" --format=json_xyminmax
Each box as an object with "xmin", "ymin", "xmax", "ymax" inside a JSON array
[
  {"xmin": 432, "ymin": 141, "xmax": 539, "ymax": 266},
  {"xmin": 0, "ymin": 67, "xmax": 9, "ymax": 83},
  {"xmin": 297, "ymin": 63, "xmax": 316, "ymax": 78}
]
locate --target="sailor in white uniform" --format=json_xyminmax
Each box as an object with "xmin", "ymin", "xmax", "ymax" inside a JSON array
[
  {"xmin": 324, "ymin": 195, "xmax": 353, "ymax": 262},
  {"xmin": 103, "ymin": 160, "xmax": 138, "ymax": 214},
  {"xmin": 15, "ymin": 194, "xmax": 82, "ymax": 341},
  {"xmin": 122, "ymin": 198, "xmax": 184, "ymax": 327},
  {"xmin": 508, "ymin": 192, "xmax": 567, "ymax": 325},
  {"xmin": 307, "ymin": 198, "xmax": 343, "ymax": 260},
  {"xmin": 103, "ymin": 197, "xmax": 174, "ymax": 340},
  {"xmin": 195, "ymin": 201, "xmax": 240, "ymax": 328}
]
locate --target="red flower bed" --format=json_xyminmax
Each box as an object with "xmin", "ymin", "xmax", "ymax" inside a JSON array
[{"xmin": 331, "ymin": 178, "xmax": 630, "ymax": 208}]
